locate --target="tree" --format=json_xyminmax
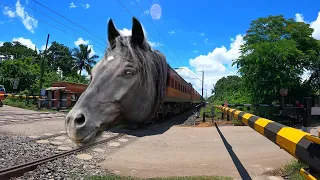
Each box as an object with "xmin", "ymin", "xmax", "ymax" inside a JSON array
[
  {"xmin": 210, "ymin": 75, "xmax": 252, "ymax": 105},
  {"xmin": 233, "ymin": 15, "xmax": 320, "ymax": 103},
  {"xmin": 0, "ymin": 41, "xmax": 36, "ymax": 59},
  {"xmin": 72, "ymin": 44, "xmax": 99, "ymax": 75},
  {"xmin": 45, "ymin": 41, "xmax": 77, "ymax": 76},
  {"xmin": 0, "ymin": 58, "xmax": 40, "ymax": 94}
]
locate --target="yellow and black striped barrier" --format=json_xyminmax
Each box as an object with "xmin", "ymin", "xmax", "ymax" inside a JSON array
[
  {"xmin": 0, "ymin": 94, "xmax": 41, "ymax": 99},
  {"xmin": 214, "ymin": 105, "xmax": 320, "ymax": 179}
]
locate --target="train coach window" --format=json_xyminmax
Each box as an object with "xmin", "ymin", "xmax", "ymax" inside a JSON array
[
  {"xmin": 171, "ymin": 79, "xmax": 174, "ymax": 88},
  {"xmin": 175, "ymin": 81, "xmax": 177, "ymax": 89}
]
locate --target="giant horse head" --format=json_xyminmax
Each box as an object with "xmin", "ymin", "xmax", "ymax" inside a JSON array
[{"xmin": 65, "ymin": 17, "xmax": 168, "ymax": 145}]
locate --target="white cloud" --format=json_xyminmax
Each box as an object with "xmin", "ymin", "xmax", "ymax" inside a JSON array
[
  {"xmin": 294, "ymin": 12, "xmax": 320, "ymax": 40},
  {"xmin": 12, "ymin": 37, "xmax": 36, "ymax": 50},
  {"xmin": 40, "ymin": 43, "xmax": 52, "ymax": 51},
  {"xmin": 175, "ymin": 34, "xmax": 244, "ymax": 96},
  {"xmin": 143, "ymin": 10, "xmax": 150, "ymax": 15},
  {"xmin": 168, "ymin": 30, "xmax": 175, "ymax": 35},
  {"xmin": 295, "ymin": 13, "xmax": 304, "ymax": 22},
  {"xmin": 300, "ymin": 69, "xmax": 311, "ymax": 82},
  {"xmin": 74, "ymin": 38, "xmax": 96, "ymax": 58},
  {"xmin": 81, "ymin": 3, "xmax": 90, "ymax": 9},
  {"xmin": 0, "ymin": 41, "xmax": 3, "ymax": 47},
  {"xmin": 118, "ymin": 28, "xmax": 132, "ymax": 36},
  {"xmin": 70, "ymin": 2, "xmax": 76, "ymax": 8},
  {"xmin": 192, "ymin": 50, "xmax": 199, "ymax": 53},
  {"xmin": 204, "ymin": 38, "xmax": 208, "ymax": 44},
  {"xmin": 74, "ymin": 37, "xmax": 89, "ymax": 46},
  {"xmin": 149, "ymin": 41, "xmax": 163, "ymax": 47},
  {"xmin": 3, "ymin": 7, "xmax": 15, "ymax": 18},
  {"xmin": 310, "ymin": 12, "xmax": 320, "ymax": 40},
  {"xmin": 3, "ymin": 0, "xmax": 38, "ymax": 33},
  {"xmin": 118, "ymin": 28, "xmax": 163, "ymax": 48}
]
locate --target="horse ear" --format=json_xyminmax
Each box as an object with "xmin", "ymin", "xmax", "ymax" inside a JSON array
[
  {"xmin": 131, "ymin": 17, "xmax": 145, "ymax": 46},
  {"xmin": 108, "ymin": 19, "xmax": 120, "ymax": 47}
]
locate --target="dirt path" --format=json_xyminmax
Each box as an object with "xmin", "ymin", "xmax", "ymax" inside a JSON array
[{"xmin": 98, "ymin": 125, "xmax": 293, "ymax": 179}]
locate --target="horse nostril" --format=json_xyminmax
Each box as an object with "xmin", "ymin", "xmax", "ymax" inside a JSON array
[{"xmin": 74, "ymin": 114, "xmax": 86, "ymax": 127}]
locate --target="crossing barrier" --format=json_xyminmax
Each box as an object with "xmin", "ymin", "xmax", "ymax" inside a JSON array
[
  {"xmin": 214, "ymin": 105, "xmax": 320, "ymax": 179},
  {"xmin": 0, "ymin": 94, "xmax": 41, "ymax": 99}
]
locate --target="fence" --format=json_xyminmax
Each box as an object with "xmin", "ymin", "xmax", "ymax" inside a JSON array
[
  {"xmin": 214, "ymin": 105, "xmax": 320, "ymax": 179},
  {"xmin": 0, "ymin": 93, "xmax": 71, "ymax": 110}
]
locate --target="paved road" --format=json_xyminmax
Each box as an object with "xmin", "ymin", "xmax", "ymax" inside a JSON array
[
  {"xmin": 0, "ymin": 105, "xmax": 67, "ymax": 136},
  {"xmin": 99, "ymin": 125, "xmax": 294, "ymax": 180}
]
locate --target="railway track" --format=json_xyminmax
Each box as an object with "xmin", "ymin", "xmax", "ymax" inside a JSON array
[
  {"xmin": 0, "ymin": 132, "xmax": 67, "ymax": 148},
  {"xmin": 0, "ymin": 133, "xmax": 126, "ymax": 180}
]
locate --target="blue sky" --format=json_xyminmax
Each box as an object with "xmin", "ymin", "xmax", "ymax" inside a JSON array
[{"xmin": 1, "ymin": 0, "xmax": 320, "ymax": 97}]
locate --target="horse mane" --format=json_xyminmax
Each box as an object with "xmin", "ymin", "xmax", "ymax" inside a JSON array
[{"xmin": 105, "ymin": 34, "xmax": 168, "ymax": 111}]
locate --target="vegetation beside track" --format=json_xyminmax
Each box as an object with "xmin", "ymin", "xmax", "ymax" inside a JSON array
[{"xmin": 264, "ymin": 159, "xmax": 312, "ymax": 180}]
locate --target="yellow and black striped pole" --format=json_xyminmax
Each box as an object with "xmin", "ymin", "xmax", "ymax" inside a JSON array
[
  {"xmin": 0, "ymin": 94, "xmax": 41, "ymax": 99},
  {"xmin": 214, "ymin": 105, "xmax": 320, "ymax": 178}
]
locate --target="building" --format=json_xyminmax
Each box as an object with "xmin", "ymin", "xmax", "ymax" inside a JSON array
[{"xmin": 43, "ymin": 81, "xmax": 88, "ymax": 109}]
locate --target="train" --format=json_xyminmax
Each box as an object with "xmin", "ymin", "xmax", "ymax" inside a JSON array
[{"xmin": 156, "ymin": 64, "xmax": 205, "ymax": 118}]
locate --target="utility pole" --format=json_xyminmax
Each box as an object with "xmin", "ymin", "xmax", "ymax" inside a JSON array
[
  {"xmin": 199, "ymin": 71, "xmax": 204, "ymax": 98},
  {"xmin": 206, "ymin": 89, "xmax": 207, "ymax": 100},
  {"xmin": 39, "ymin": 34, "xmax": 50, "ymax": 95}
]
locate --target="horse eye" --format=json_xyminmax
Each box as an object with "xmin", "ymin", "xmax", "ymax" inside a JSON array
[{"xmin": 125, "ymin": 70, "xmax": 134, "ymax": 76}]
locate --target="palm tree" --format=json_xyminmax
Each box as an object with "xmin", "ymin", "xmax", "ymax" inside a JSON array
[{"xmin": 72, "ymin": 44, "xmax": 99, "ymax": 75}]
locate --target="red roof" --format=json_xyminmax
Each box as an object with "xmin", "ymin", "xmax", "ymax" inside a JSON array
[{"xmin": 51, "ymin": 81, "xmax": 88, "ymax": 93}]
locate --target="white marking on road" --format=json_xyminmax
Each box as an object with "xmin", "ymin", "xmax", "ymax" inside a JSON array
[
  {"xmin": 44, "ymin": 133, "xmax": 54, "ymax": 136},
  {"xmin": 118, "ymin": 138, "xmax": 128, "ymax": 142},
  {"xmin": 76, "ymin": 153, "xmax": 93, "ymax": 160},
  {"xmin": 55, "ymin": 136, "xmax": 66, "ymax": 140},
  {"xmin": 57, "ymin": 146, "xmax": 72, "ymax": 151},
  {"xmin": 50, "ymin": 141, "xmax": 64, "ymax": 145},
  {"xmin": 36, "ymin": 140, "xmax": 50, "ymax": 144},
  {"xmin": 92, "ymin": 148, "xmax": 105, "ymax": 152},
  {"xmin": 266, "ymin": 167, "xmax": 274, "ymax": 171},
  {"xmin": 108, "ymin": 142, "xmax": 120, "ymax": 147}
]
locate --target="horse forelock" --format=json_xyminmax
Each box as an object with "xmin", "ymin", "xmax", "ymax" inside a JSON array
[{"xmin": 104, "ymin": 35, "xmax": 168, "ymax": 104}]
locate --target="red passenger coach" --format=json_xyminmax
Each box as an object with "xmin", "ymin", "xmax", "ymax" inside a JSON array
[{"xmin": 159, "ymin": 65, "xmax": 204, "ymax": 116}]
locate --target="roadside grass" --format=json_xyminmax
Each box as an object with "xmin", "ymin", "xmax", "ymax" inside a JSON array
[
  {"xmin": 264, "ymin": 159, "xmax": 316, "ymax": 180},
  {"xmin": 88, "ymin": 175, "xmax": 233, "ymax": 180},
  {"xmin": 2, "ymin": 97, "xmax": 68, "ymax": 113}
]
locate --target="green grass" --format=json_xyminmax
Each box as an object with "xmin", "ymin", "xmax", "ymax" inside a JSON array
[
  {"xmin": 2, "ymin": 97, "xmax": 66, "ymax": 113},
  {"xmin": 264, "ymin": 159, "xmax": 320, "ymax": 180},
  {"xmin": 232, "ymin": 118, "xmax": 244, "ymax": 126},
  {"xmin": 87, "ymin": 175, "xmax": 232, "ymax": 180}
]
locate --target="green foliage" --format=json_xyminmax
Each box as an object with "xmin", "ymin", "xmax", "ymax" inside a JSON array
[
  {"xmin": 210, "ymin": 75, "xmax": 252, "ymax": 105},
  {"xmin": 232, "ymin": 15, "xmax": 320, "ymax": 104},
  {"xmin": 0, "ymin": 41, "xmax": 36, "ymax": 59},
  {"xmin": 72, "ymin": 44, "xmax": 99, "ymax": 75},
  {"xmin": 0, "ymin": 41, "xmax": 94, "ymax": 100},
  {"xmin": 3, "ymin": 96, "xmax": 38, "ymax": 110},
  {"xmin": 0, "ymin": 58, "xmax": 40, "ymax": 94},
  {"xmin": 45, "ymin": 41, "xmax": 78, "ymax": 76}
]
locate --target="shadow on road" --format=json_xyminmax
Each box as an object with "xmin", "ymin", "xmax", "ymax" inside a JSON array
[
  {"xmin": 101, "ymin": 109, "xmax": 198, "ymax": 137},
  {"xmin": 215, "ymin": 122, "xmax": 252, "ymax": 180}
]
